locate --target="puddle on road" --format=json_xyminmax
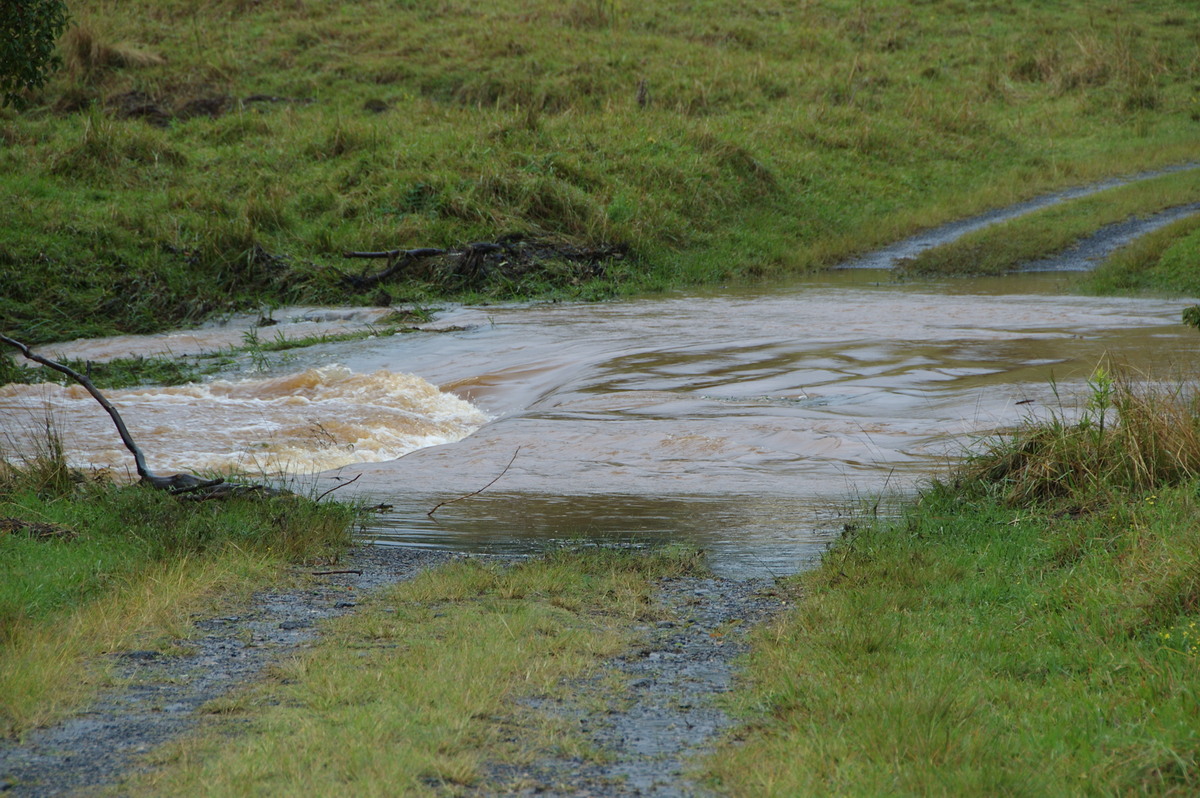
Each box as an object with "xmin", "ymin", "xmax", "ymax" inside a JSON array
[{"xmin": 2, "ymin": 271, "xmax": 1195, "ymax": 576}]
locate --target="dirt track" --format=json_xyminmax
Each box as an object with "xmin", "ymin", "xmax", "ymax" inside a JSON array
[{"xmin": 0, "ymin": 548, "xmax": 785, "ymax": 797}]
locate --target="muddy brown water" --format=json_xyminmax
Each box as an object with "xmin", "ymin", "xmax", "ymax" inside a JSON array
[{"xmin": 2, "ymin": 271, "xmax": 1195, "ymax": 577}]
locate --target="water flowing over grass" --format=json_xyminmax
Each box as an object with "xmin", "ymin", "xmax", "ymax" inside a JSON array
[{"xmin": 4, "ymin": 0, "xmax": 1200, "ymax": 343}]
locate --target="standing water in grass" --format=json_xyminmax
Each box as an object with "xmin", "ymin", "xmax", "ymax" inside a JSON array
[{"xmin": 1, "ymin": 272, "xmax": 1194, "ymax": 575}]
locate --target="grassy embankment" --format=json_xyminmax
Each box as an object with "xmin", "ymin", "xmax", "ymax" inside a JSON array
[
  {"xmin": 0, "ymin": 446, "xmax": 355, "ymax": 738},
  {"xmin": 1087, "ymin": 213, "xmax": 1200, "ymax": 296},
  {"xmin": 3, "ymin": 0, "xmax": 1200, "ymax": 346},
  {"xmin": 710, "ymin": 371, "xmax": 1200, "ymax": 795},
  {"xmin": 129, "ymin": 546, "xmax": 704, "ymax": 795}
]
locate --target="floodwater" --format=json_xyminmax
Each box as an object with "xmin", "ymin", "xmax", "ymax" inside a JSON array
[{"xmin": 2, "ymin": 271, "xmax": 1195, "ymax": 576}]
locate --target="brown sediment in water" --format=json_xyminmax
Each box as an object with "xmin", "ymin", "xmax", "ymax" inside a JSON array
[{"xmin": 1, "ymin": 273, "xmax": 1191, "ymax": 575}]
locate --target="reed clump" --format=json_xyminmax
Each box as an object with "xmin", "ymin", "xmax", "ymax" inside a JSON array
[
  {"xmin": 953, "ymin": 369, "xmax": 1200, "ymax": 508},
  {"xmin": 711, "ymin": 370, "xmax": 1200, "ymax": 795}
]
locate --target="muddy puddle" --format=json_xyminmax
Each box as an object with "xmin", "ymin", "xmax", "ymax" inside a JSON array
[{"xmin": 2, "ymin": 270, "xmax": 1195, "ymax": 576}]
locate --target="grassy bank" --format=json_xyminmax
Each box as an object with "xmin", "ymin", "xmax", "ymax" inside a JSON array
[
  {"xmin": 0, "ymin": 450, "xmax": 355, "ymax": 737},
  {"xmin": 710, "ymin": 374, "xmax": 1200, "ymax": 795},
  {"xmin": 129, "ymin": 546, "xmax": 704, "ymax": 795},
  {"xmin": 4, "ymin": 0, "xmax": 1199, "ymax": 343},
  {"xmin": 1085, "ymin": 213, "xmax": 1200, "ymax": 296}
]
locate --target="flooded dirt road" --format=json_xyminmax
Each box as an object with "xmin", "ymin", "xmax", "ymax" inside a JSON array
[{"xmin": 3, "ymin": 271, "xmax": 1194, "ymax": 576}]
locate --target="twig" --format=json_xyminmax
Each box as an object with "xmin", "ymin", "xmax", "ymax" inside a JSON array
[
  {"xmin": 315, "ymin": 473, "xmax": 361, "ymax": 502},
  {"xmin": 311, "ymin": 569, "xmax": 363, "ymax": 576},
  {"xmin": 427, "ymin": 446, "xmax": 521, "ymax": 518}
]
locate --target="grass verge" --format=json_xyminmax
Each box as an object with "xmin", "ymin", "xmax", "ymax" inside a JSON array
[
  {"xmin": 710, "ymin": 373, "xmax": 1200, "ymax": 795},
  {"xmin": 5, "ymin": 0, "xmax": 1200, "ymax": 343},
  {"xmin": 0, "ymin": 448, "xmax": 356, "ymax": 738},
  {"xmin": 128, "ymin": 546, "xmax": 705, "ymax": 796},
  {"xmin": 896, "ymin": 168, "xmax": 1200, "ymax": 276},
  {"xmin": 1084, "ymin": 213, "xmax": 1200, "ymax": 296}
]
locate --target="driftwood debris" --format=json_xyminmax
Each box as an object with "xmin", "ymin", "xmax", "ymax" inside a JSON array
[
  {"xmin": 339, "ymin": 237, "xmax": 627, "ymax": 295},
  {"xmin": 340, "ymin": 247, "xmax": 448, "ymax": 290},
  {"xmin": 0, "ymin": 333, "xmax": 282, "ymax": 499},
  {"xmin": 340, "ymin": 242, "xmax": 504, "ymax": 290}
]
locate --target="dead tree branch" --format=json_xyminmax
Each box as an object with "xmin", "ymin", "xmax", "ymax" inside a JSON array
[
  {"xmin": 427, "ymin": 446, "xmax": 521, "ymax": 519},
  {"xmin": 339, "ymin": 247, "xmax": 447, "ymax": 290},
  {"xmin": 0, "ymin": 334, "xmax": 312, "ymax": 502}
]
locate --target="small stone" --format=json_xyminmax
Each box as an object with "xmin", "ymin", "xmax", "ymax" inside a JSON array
[{"xmin": 279, "ymin": 620, "xmax": 312, "ymax": 630}]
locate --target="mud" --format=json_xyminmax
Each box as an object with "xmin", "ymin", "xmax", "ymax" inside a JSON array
[
  {"xmin": 0, "ymin": 546, "xmax": 454, "ymax": 797},
  {"xmin": 473, "ymin": 575, "xmax": 784, "ymax": 797}
]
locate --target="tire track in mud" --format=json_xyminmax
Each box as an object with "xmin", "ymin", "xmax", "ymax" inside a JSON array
[
  {"xmin": 472, "ymin": 576, "xmax": 786, "ymax": 798},
  {"xmin": 1020, "ymin": 202, "xmax": 1200, "ymax": 272}
]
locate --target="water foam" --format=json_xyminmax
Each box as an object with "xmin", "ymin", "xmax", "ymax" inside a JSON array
[{"xmin": 0, "ymin": 366, "xmax": 489, "ymax": 476}]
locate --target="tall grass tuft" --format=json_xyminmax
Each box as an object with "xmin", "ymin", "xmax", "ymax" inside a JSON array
[
  {"xmin": 62, "ymin": 25, "xmax": 165, "ymax": 79},
  {"xmin": 953, "ymin": 369, "xmax": 1200, "ymax": 507}
]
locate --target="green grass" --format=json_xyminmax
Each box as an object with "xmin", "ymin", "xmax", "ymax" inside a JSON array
[
  {"xmin": 1085, "ymin": 214, "xmax": 1200, "ymax": 296},
  {"xmin": 0, "ymin": 352, "xmax": 210, "ymax": 389},
  {"xmin": 709, "ymin": 374, "xmax": 1200, "ymax": 796},
  {"xmin": 896, "ymin": 168, "xmax": 1200, "ymax": 276},
  {"xmin": 4, "ymin": 0, "xmax": 1200, "ymax": 343},
  {"xmin": 0, "ymin": 448, "xmax": 356, "ymax": 737},
  {"xmin": 130, "ymin": 546, "xmax": 706, "ymax": 796}
]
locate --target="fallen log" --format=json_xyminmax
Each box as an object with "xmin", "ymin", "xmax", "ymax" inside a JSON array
[
  {"xmin": 339, "ymin": 247, "xmax": 447, "ymax": 290},
  {"xmin": 340, "ymin": 242, "xmax": 505, "ymax": 290}
]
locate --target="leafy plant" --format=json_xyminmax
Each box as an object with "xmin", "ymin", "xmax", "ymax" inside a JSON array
[{"xmin": 0, "ymin": 0, "xmax": 69, "ymax": 107}]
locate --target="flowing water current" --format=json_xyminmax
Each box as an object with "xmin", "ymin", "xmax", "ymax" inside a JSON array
[{"xmin": 2, "ymin": 271, "xmax": 1195, "ymax": 577}]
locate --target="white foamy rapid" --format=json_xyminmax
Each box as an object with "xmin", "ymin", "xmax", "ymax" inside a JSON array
[{"xmin": 0, "ymin": 366, "xmax": 489, "ymax": 476}]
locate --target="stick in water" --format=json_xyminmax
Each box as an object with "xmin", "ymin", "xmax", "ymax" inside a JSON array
[{"xmin": 427, "ymin": 446, "xmax": 521, "ymax": 518}]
